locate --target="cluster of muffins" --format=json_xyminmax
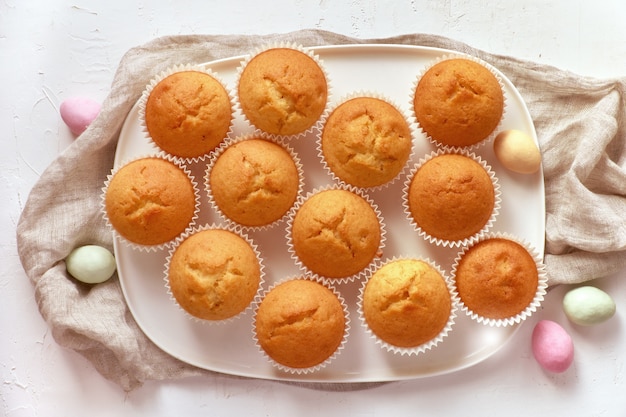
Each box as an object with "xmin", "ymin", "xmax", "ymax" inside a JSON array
[{"xmin": 101, "ymin": 45, "xmax": 546, "ymax": 374}]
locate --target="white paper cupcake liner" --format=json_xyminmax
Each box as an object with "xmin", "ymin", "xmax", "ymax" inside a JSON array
[
  {"xmin": 232, "ymin": 42, "xmax": 332, "ymax": 142},
  {"xmin": 402, "ymin": 147, "xmax": 501, "ymax": 248},
  {"xmin": 101, "ymin": 152, "xmax": 201, "ymax": 252},
  {"xmin": 251, "ymin": 275, "xmax": 350, "ymax": 374},
  {"xmin": 450, "ymin": 232, "xmax": 548, "ymax": 327},
  {"xmin": 316, "ymin": 90, "xmax": 416, "ymax": 192},
  {"xmin": 409, "ymin": 53, "xmax": 508, "ymax": 151},
  {"xmin": 204, "ymin": 132, "xmax": 305, "ymax": 232},
  {"xmin": 357, "ymin": 257, "xmax": 457, "ymax": 356},
  {"xmin": 163, "ymin": 223, "xmax": 266, "ymax": 325},
  {"xmin": 138, "ymin": 63, "xmax": 236, "ymax": 164},
  {"xmin": 285, "ymin": 183, "xmax": 387, "ymax": 285}
]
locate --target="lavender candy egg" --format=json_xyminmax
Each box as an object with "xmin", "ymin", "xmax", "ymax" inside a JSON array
[
  {"xmin": 531, "ymin": 320, "xmax": 574, "ymax": 373},
  {"xmin": 60, "ymin": 96, "xmax": 101, "ymax": 135}
]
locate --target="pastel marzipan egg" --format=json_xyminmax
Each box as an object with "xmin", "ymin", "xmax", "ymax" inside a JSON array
[
  {"xmin": 493, "ymin": 129, "xmax": 542, "ymax": 174},
  {"xmin": 66, "ymin": 245, "xmax": 116, "ymax": 284},
  {"xmin": 563, "ymin": 286, "xmax": 616, "ymax": 326},
  {"xmin": 60, "ymin": 96, "xmax": 101, "ymax": 135},
  {"xmin": 531, "ymin": 320, "xmax": 574, "ymax": 373}
]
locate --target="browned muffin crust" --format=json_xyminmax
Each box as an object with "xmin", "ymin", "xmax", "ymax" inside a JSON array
[
  {"xmin": 413, "ymin": 58, "xmax": 504, "ymax": 147},
  {"xmin": 363, "ymin": 259, "xmax": 451, "ymax": 347},
  {"xmin": 321, "ymin": 96, "xmax": 412, "ymax": 188},
  {"xmin": 238, "ymin": 48, "xmax": 327, "ymax": 135},
  {"xmin": 209, "ymin": 138, "xmax": 300, "ymax": 226},
  {"xmin": 105, "ymin": 157, "xmax": 196, "ymax": 245},
  {"xmin": 145, "ymin": 70, "xmax": 232, "ymax": 158},
  {"xmin": 168, "ymin": 229, "xmax": 261, "ymax": 321},
  {"xmin": 255, "ymin": 279, "xmax": 345, "ymax": 368},
  {"xmin": 407, "ymin": 153, "xmax": 495, "ymax": 242},
  {"xmin": 455, "ymin": 237, "xmax": 539, "ymax": 319},
  {"xmin": 291, "ymin": 189, "xmax": 381, "ymax": 278}
]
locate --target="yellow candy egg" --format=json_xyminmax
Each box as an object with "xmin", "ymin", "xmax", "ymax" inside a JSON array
[
  {"xmin": 66, "ymin": 245, "xmax": 117, "ymax": 284},
  {"xmin": 493, "ymin": 129, "xmax": 542, "ymax": 174}
]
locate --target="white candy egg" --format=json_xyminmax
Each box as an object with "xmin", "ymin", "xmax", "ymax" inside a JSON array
[{"xmin": 66, "ymin": 245, "xmax": 116, "ymax": 284}]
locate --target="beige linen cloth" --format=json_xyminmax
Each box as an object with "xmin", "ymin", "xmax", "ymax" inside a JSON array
[{"xmin": 16, "ymin": 30, "xmax": 626, "ymax": 391}]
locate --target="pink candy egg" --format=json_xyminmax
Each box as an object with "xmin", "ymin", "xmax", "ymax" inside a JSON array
[
  {"xmin": 531, "ymin": 320, "xmax": 574, "ymax": 373},
  {"xmin": 60, "ymin": 96, "xmax": 101, "ymax": 135}
]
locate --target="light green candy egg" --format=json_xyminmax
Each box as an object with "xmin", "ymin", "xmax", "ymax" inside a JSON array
[
  {"xmin": 563, "ymin": 286, "xmax": 616, "ymax": 326},
  {"xmin": 66, "ymin": 245, "xmax": 117, "ymax": 284}
]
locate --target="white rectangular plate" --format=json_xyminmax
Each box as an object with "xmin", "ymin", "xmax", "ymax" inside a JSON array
[{"xmin": 113, "ymin": 44, "xmax": 545, "ymax": 383}]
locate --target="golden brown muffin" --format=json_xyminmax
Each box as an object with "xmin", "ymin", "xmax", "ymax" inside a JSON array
[
  {"xmin": 291, "ymin": 189, "xmax": 381, "ymax": 279},
  {"xmin": 237, "ymin": 47, "xmax": 328, "ymax": 136},
  {"xmin": 254, "ymin": 279, "xmax": 346, "ymax": 369},
  {"xmin": 209, "ymin": 138, "xmax": 300, "ymax": 227},
  {"xmin": 362, "ymin": 259, "xmax": 452, "ymax": 348},
  {"xmin": 413, "ymin": 58, "xmax": 504, "ymax": 147},
  {"xmin": 167, "ymin": 228, "xmax": 261, "ymax": 321},
  {"xmin": 321, "ymin": 96, "xmax": 413, "ymax": 188},
  {"xmin": 407, "ymin": 153, "xmax": 495, "ymax": 242},
  {"xmin": 104, "ymin": 157, "xmax": 196, "ymax": 246},
  {"xmin": 454, "ymin": 237, "xmax": 539, "ymax": 319},
  {"xmin": 144, "ymin": 70, "xmax": 232, "ymax": 159}
]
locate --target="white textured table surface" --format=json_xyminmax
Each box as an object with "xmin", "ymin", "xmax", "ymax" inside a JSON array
[{"xmin": 3, "ymin": 1, "xmax": 626, "ymax": 416}]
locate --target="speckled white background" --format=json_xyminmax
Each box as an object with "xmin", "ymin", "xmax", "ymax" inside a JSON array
[{"xmin": 2, "ymin": 1, "xmax": 626, "ymax": 415}]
